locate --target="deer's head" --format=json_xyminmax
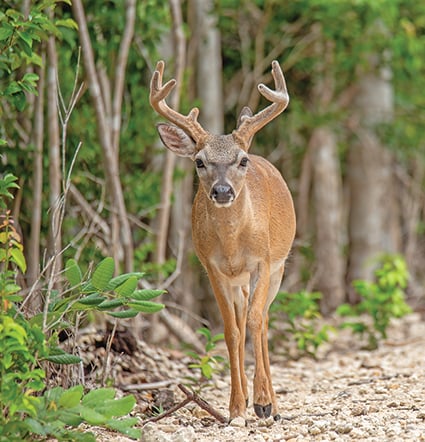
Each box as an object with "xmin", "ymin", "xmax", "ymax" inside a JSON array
[{"xmin": 150, "ymin": 60, "xmax": 289, "ymax": 208}]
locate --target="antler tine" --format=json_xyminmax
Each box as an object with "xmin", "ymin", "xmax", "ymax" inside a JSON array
[
  {"xmin": 150, "ymin": 60, "xmax": 207, "ymax": 142},
  {"xmin": 234, "ymin": 60, "xmax": 289, "ymax": 146}
]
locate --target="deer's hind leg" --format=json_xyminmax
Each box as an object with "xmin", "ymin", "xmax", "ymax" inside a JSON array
[{"xmin": 262, "ymin": 264, "xmax": 286, "ymax": 419}]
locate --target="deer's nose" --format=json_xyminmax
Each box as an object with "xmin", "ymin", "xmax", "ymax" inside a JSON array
[{"xmin": 210, "ymin": 183, "xmax": 235, "ymax": 205}]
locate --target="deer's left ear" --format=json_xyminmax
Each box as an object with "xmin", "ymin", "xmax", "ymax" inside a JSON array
[{"xmin": 157, "ymin": 123, "xmax": 196, "ymax": 157}]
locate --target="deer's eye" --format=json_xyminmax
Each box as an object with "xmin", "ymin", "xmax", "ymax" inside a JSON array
[
  {"xmin": 195, "ymin": 158, "xmax": 205, "ymax": 168},
  {"xmin": 239, "ymin": 157, "xmax": 249, "ymax": 167}
]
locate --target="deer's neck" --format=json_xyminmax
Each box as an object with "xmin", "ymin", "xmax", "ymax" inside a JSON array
[{"xmin": 206, "ymin": 185, "xmax": 253, "ymax": 240}]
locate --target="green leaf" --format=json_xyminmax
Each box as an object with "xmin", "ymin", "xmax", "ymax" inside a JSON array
[
  {"xmin": 97, "ymin": 299, "xmax": 125, "ymax": 310},
  {"xmin": 132, "ymin": 289, "xmax": 165, "ymax": 301},
  {"xmin": 55, "ymin": 18, "xmax": 78, "ymax": 30},
  {"xmin": 105, "ymin": 272, "xmax": 145, "ymax": 291},
  {"xmin": 127, "ymin": 300, "xmax": 164, "ymax": 313},
  {"xmin": 91, "ymin": 257, "xmax": 114, "ymax": 290},
  {"xmin": 77, "ymin": 293, "xmax": 106, "ymax": 306},
  {"xmin": 82, "ymin": 388, "xmax": 115, "ymax": 408},
  {"xmin": 80, "ymin": 407, "xmax": 107, "ymax": 425},
  {"xmin": 106, "ymin": 418, "xmax": 141, "ymax": 439},
  {"xmin": 65, "ymin": 259, "xmax": 82, "ymax": 286},
  {"xmin": 107, "ymin": 309, "xmax": 138, "ymax": 318},
  {"xmin": 115, "ymin": 276, "xmax": 138, "ymax": 296},
  {"xmin": 58, "ymin": 385, "xmax": 84, "ymax": 408},
  {"xmin": 97, "ymin": 395, "xmax": 136, "ymax": 418},
  {"xmin": 46, "ymin": 348, "xmax": 82, "ymax": 365}
]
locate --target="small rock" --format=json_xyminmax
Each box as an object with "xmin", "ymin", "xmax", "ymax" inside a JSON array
[
  {"xmin": 335, "ymin": 423, "xmax": 353, "ymax": 434},
  {"xmin": 351, "ymin": 405, "xmax": 367, "ymax": 416},
  {"xmin": 258, "ymin": 416, "xmax": 275, "ymax": 427},
  {"xmin": 309, "ymin": 425, "xmax": 322, "ymax": 435},
  {"xmin": 229, "ymin": 416, "xmax": 246, "ymax": 427}
]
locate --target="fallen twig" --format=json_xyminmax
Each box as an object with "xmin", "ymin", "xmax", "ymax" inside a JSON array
[
  {"xmin": 142, "ymin": 383, "xmax": 228, "ymax": 425},
  {"xmin": 121, "ymin": 379, "xmax": 176, "ymax": 391}
]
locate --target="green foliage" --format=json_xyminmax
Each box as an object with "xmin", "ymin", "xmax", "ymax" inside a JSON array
[
  {"xmin": 0, "ymin": 175, "xmax": 153, "ymax": 441},
  {"xmin": 337, "ymin": 254, "xmax": 411, "ymax": 349},
  {"xmin": 185, "ymin": 327, "xmax": 226, "ymax": 390},
  {"xmin": 29, "ymin": 257, "xmax": 165, "ymax": 333},
  {"xmin": 24, "ymin": 386, "xmax": 141, "ymax": 441},
  {"xmin": 270, "ymin": 290, "xmax": 334, "ymax": 359}
]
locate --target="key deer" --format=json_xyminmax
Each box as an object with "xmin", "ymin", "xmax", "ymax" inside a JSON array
[{"xmin": 150, "ymin": 60, "xmax": 296, "ymax": 421}]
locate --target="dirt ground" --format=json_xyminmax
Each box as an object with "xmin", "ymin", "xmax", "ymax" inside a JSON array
[{"xmin": 89, "ymin": 313, "xmax": 425, "ymax": 441}]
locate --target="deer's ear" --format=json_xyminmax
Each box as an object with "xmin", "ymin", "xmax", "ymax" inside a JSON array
[
  {"xmin": 237, "ymin": 106, "xmax": 253, "ymax": 128},
  {"xmin": 156, "ymin": 123, "xmax": 196, "ymax": 157}
]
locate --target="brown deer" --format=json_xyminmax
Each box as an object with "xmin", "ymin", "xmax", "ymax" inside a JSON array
[{"xmin": 150, "ymin": 60, "xmax": 296, "ymax": 422}]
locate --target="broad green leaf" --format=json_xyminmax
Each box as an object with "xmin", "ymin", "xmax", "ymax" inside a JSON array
[
  {"xmin": 82, "ymin": 388, "xmax": 115, "ymax": 408},
  {"xmin": 97, "ymin": 395, "xmax": 136, "ymax": 418},
  {"xmin": 65, "ymin": 259, "xmax": 82, "ymax": 286},
  {"xmin": 24, "ymin": 417, "xmax": 48, "ymax": 435},
  {"xmin": 57, "ymin": 409, "xmax": 84, "ymax": 427},
  {"xmin": 92, "ymin": 257, "xmax": 114, "ymax": 290},
  {"xmin": 115, "ymin": 276, "xmax": 137, "ymax": 297},
  {"xmin": 106, "ymin": 418, "xmax": 141, "ymax": 439},
  {"xmin": 105, "ymin": 272, "xmax": 145, "ymax": 291},
  {"xmin": 55, "ymin": 18, "xmax": 78, "ymax": 30},
  {"xmin": 46, "ymin": 353, "xmax": 82, "ymax": 365},
  {"xmin": 132, "ymin": 289, "xmax": 165, "ymax": 301},
  {"xmin": 97, "ymin": 299, "xmax": 125, "ymax": 310},
  {"xmin": 107, "ymin": 309, "xmax": 138, "ymax": 318},
  {"xmin": 58, "ymin": 385, "xmax": 84, "ymax": 408},
  {"xmin": 10, "ymin": 248, "xmax": 27, "ymax": 273},
  {"xmin": 0, "ymin": 26, "xmax": 13, "ymax": 41},
  {"xmin": 128, "ymin": 300, "xmax": 164, "ymax": 314},
  {"xmin": 75, "ymin": 293, "xmax": 106, "ymax": 306},
  {"xmin": 80, "ymin": 407, "xmax": 107, "ymax": 425}
]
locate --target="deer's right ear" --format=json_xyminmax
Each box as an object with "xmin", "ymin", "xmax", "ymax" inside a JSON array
[{"xmin": 156, "ymin": 123, "xmax": 196, "ymax": 158}]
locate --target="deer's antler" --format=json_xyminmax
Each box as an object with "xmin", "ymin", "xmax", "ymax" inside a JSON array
[
  {"xmin": 150, "ymin": 60, "xmax": 208, "ymax": 142},
  {"xmin": 234, "ymin": 60, "xmax": 289, "ymax": 146}
]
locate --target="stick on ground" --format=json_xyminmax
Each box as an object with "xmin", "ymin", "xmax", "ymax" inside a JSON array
[{"xmin": 142, "ymin": 383, "xmax": 228, "ymax": 425}]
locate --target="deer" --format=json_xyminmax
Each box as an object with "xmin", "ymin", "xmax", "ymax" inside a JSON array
[{"xmin": 150, "ymin": 59, "xmax": 296, "ymax": 423}]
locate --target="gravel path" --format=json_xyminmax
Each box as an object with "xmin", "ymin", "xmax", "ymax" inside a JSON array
[
  {"xmin": 93, "ymin": 313, "xmax": 425, "ymax": 441},
  {"xmin": 141, "ymin": 314, "xmax": 425, "ymax": 441}
]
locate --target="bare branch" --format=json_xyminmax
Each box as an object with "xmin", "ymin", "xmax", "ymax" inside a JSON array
[{"xmin": 112, "ymin": 0, "xmax": 136, "ymax": 153}]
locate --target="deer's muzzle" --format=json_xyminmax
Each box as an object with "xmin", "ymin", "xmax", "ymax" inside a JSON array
[{"xmin": 210, "ymin": 183, "xmax": 235, "ymax": 207}]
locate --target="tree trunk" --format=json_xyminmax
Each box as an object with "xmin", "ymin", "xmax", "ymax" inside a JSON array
[
  {"xmin": 71, "ymin": 0, "xmax": 134, "ymax": 272},
  {"xmin": 311, "ymin": 127, "xmax": 345, "ymax": 313},
  {"xmin": 347, "ymin": 66, "xmax": 398, "ymax": 301},
  {"xmin": 26, "ymin": 54, "xmax": 45, "ymax": 306}
]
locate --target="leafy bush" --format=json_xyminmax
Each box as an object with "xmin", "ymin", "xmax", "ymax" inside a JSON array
[
  {"xmin": 270, "ymin": 290, "xmax": 334, "ymax": 358},
  {"xmin": 337, "ymin": 254, "xmax": 411, "ymax": 349},
  {"xmin": 0, "ymin": 174, "xmax": 165, "ymax": 440},
  {"xmin": 185, "ymin": 327, "xmax": 226, "ymax": 390}
]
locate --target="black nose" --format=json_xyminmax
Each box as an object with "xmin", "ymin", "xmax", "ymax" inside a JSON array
[{"xmin": 211, "ymin": 184, "xmax": 235, "ymax": 204}]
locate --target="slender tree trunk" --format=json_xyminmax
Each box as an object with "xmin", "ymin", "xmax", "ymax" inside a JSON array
[
  {"xmin": 154, "ymin": 0, "xmax": 186, "ymax": 268},
  {"xmin": 26, "ymin": 54, "xmax": 45, "ymax": 306},
  {"xmin": 72, "ymin": 0, "xmax": 134, "ymax": 272}
]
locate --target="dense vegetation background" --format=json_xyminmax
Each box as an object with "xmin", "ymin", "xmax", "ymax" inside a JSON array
[{"xmin": 2, "ymin": 0, "xmax": 425, "ymax": 337}]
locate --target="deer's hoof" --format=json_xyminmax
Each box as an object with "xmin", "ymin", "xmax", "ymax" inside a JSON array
[
  {"xmin": 254, "ymin": 403, "xmax": 272, "ymax": 418},
  {"xmin": 274, "ymin": 413, "xmax": 281, "ymax": 421}
]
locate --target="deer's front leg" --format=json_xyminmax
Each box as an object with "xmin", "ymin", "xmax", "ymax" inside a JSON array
[
  {"xmin": 247, "ymin": 263, "xmax": 273, "ymax": 419},
  {"xmin": 207, "ymin": 268, "xmax": 247, "ymax": 421}
]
